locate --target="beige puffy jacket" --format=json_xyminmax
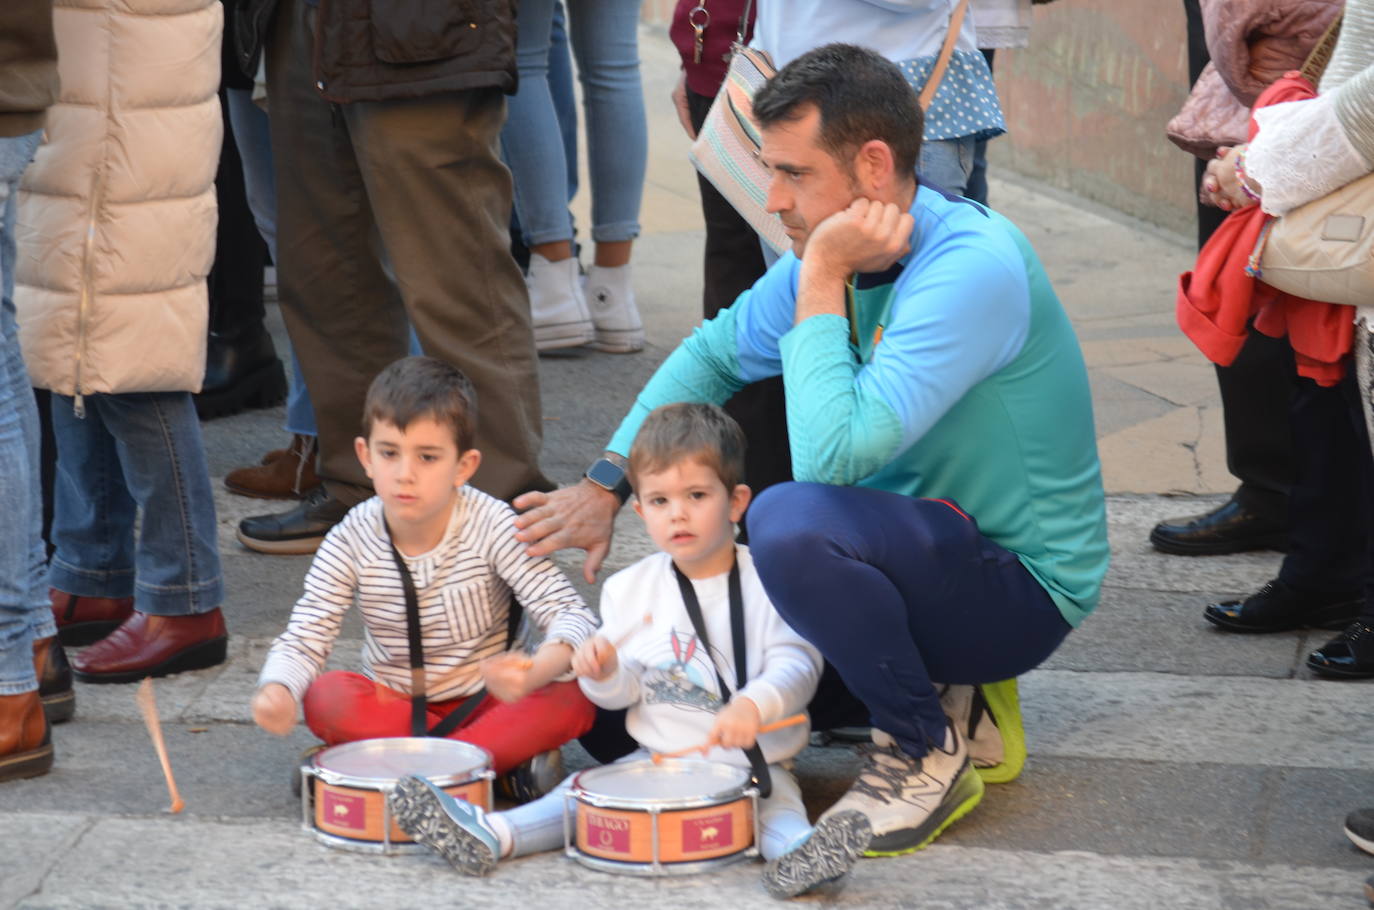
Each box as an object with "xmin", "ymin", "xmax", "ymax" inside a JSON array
[{"xmin": 15, "ymin": 0, "xmax": 221, "ymax": 401}]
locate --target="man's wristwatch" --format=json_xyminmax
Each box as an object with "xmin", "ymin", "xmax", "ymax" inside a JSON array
[{"xmin": 584, "ymin": 456, "xmax": 632, "ymax": 505}]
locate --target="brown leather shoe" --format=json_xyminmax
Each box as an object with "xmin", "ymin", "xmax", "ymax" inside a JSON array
[
  {"xmin": 0, "ymin": 690, "xmax": 53, "ymax": 783},
  {"xmin": 72, "ymin": 608, "xmax": 229, "ymax": 684},
  {"xmin": 224, "ymin": 434, "xmax": 320, "ymax": 500},
  {"xmin": 33, "ymin": 636, "xmax": 75, "ymax": 724},
  {"xmin": 50, "ymin": 588, "xmax": 135, "ymax": 646}
]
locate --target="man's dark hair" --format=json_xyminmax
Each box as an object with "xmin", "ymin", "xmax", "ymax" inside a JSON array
[
  {"xmin": 628, "ymin": 403, "xmax": 747, "ymax": 493},
  {"xmin": 753, "ymin": 43, "xmax": 923, "ymax": 178},
  {"xmin": 362, "ymin": 356, "xmax": 477, "ymax": 451}
]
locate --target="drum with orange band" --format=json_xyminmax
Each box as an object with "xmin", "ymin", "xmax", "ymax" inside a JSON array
[
  {"xmin": 563, "ymin": 759, "xmax": 759, "ymax": 875},
  {"xmin": 301, "ymin": 737, "xmax": 493, "ymax": 854}
]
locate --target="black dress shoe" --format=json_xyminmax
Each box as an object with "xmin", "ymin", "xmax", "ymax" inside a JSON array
[
  {"xmin": 1203, "ymin": 579, "xmax": 1363, "ymax": 633},
  {"xmin": 1149, "ymin": 498, "xmax": 1287, "ymax": 555},
  {"xmin": 1307, "ymin": 622, "xmax": 1374, "ymax": 679},
  {"xmin": 237, "ymin": 487, "xmax": 350, "ymax": 555},
  {"xmin": 194, "ymin": 325, "xmax": 287, "ymax": 420}
]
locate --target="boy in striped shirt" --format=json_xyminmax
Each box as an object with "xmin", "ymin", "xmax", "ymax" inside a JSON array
[{"xmin": 251, "ymin": 357, "xmax": 598, "ymax": 792}]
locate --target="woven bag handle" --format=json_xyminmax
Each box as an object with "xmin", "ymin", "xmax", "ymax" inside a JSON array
[{"xmin": 1300, "ymin": 15, "xmax": 1342, "ymax": 85}]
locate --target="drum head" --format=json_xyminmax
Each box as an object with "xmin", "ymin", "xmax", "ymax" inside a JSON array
[
  {"xmin": 314, "ymin": 737, "xmax": 489, "ymax": 784},
  {"xmin": 576, "ymin": 759, "xmax": 750, "ymax": 804}
]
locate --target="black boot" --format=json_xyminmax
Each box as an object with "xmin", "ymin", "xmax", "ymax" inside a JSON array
[{"xmin": 194, "ymin": 324, "xmax": 287, "ymax": 420}]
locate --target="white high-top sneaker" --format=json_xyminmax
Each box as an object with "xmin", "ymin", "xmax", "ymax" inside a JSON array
[
  {"xmin": 584, "ymin": 263, "xmax": 644, "ymax": 353},
  {"xmin": 820, "ymin": 722, "xmax": 984, "ymax": 856},
  {"xmin": 526, "ymin": 253, "xmax": 594, "ymax": 351}
]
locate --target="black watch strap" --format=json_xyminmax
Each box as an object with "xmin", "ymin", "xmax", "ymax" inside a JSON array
[{"xmin": 585, "ymin": 456, "xmax": 633, "ymax": 505}]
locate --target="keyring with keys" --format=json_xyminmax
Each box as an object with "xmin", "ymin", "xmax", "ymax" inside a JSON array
[{"xmin": 689, "ymin": 3, "xmax": 711, "ymax": 63}]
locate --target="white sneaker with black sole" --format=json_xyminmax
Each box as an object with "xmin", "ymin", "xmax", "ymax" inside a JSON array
[
  {"xmin": 526, "ymin": 253, "xmax": 594, "ymax": 352},
  {"xmin": 821, "ymin": 723, "xmax": 984, "ymax": 856},
  {"xmin": 762, "ymin": 810, "xmax": 872, "ymax": 899}
]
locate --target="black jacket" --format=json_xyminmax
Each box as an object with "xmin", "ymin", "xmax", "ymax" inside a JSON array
[{"xmin": 232, "ymin": 0, "xmax": 517, "ymax": 103}]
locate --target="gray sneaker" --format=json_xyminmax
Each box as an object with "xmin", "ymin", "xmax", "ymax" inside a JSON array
[
  {"xmin": 762, "ymin": 810, "xmax": 871, "ymax": 899},
  {"xmin": 821, "ymin": 724, "xmax": 983, "ymax": 856},
  {"xmin": 388, "ymin": 775, "xmax": 500, "ymax": 876}
]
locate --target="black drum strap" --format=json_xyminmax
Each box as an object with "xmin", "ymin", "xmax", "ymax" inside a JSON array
[
  {"xmin": 385, "ymin": 520, "xmax": 487, "ymax": 738},
  {"xmin": 672, "ymin": 551, "xmax": 772, "ymax": 798}
]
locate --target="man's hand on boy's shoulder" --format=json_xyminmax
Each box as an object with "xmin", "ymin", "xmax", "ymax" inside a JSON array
[{"xmin": 512, "ymin": 480, "xmax": 620, "ymax": 584}]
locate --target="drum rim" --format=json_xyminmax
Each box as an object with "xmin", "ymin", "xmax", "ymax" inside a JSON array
[
  {"xmin": 307, "ymin": 736, "xmax": 492, "ymax": 788},
  {"xmin": 570, "ymin": 758, "xmax": 752, "ymax": 810}
]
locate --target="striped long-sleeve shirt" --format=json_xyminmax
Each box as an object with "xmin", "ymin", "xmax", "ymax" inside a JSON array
[{"xmin": 258, "ymin": 488, "xmax": 598, "ymax": 704}]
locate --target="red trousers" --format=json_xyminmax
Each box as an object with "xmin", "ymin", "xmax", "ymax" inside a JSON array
[{"xmin": 302, "ymin": 671, "xmax": 596, "ymax": 775}]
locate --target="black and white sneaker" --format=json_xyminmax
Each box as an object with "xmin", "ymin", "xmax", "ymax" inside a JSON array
[
  {"xmin": 388, "ymin": 775, "xmax": 501, "ymax": 876},
  {"xmin": 821, "ymin": 723, "xmax": 984, "ymax": 856},
  {"xmin": 1345, "ymin": 806, "xmax": 1374, "ymax": 856},
  {"xmin": 762, "ymin": 810, "xmax": 872, "ymax": 899},
  {"xmin": 495, "ymin": 747, "xmax": 564, "ymax": 803}
]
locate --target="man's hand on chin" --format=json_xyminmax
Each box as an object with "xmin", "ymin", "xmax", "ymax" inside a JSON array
[
  {"xmin": 512, "ymin": 481, "xmax": 619, "ymax": 584},
  {"xmin": 797, "ymin": 198, "xmax": 913, "ymax": 323}
]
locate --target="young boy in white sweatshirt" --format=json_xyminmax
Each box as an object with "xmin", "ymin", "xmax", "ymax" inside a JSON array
[{"xmin": 389, "ymin": 402, "xmax": 872, "ymax": 898}]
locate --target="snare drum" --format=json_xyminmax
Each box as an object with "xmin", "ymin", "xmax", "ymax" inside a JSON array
[
  {"xmin": 300, "ymin": 737, "xmax": 493, "ymax": 854},
  {"xmin": 563, "ymin": 759, "xmax": 759, "ymax": 875}
]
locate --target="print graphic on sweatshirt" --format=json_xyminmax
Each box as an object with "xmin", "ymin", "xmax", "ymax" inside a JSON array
[{"xmin": 642, "ymin": 628, "xmax": 725, "ymax": 712}]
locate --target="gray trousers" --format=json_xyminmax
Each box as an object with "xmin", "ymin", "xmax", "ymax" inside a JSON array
[{"xmin": 267, "ymin": 0, "xmax": 551, "ymax": 505}]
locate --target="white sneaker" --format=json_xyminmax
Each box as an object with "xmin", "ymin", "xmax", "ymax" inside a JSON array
[
  {"xmin": 938, "ymin": 679, "xmax": 1026, "ymax": 784},
  {"xmin": 526, "ymin": 253, "xmax": 594, "ymax": 351},
  {"xmin": 584, "ymin": 263, "xmax": 644, "ymax": 353},
  {"xmin": 820, "ymin": 723, "xmax": 983, "ymax": 856}
]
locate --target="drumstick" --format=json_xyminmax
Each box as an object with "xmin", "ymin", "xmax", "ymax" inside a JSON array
[
  {"xmin": 135, "ymin": 677, "xmax": 185, "ymax": 814},
  {"xmin": 650, "ymin": 713, "xmax": 808, "ymax": 764}
]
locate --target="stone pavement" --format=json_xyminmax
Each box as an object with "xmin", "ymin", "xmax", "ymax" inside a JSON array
[{"xmin": 4, "ymin": 26, "xmax": 1373, "ymax": 910}]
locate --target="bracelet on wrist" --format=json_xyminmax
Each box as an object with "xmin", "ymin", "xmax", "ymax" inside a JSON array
[{"xmin": 1233, "ymin": 150, "xmax": 1263, "ymax": 204}]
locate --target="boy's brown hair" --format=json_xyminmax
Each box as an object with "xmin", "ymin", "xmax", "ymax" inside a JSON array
[
  {"xmin": 628, "ymin": 403, "xmax": 747, "ymax": 492},
  {"xmin": 362, "ymin": 356, "xmax": 477, "ymax": 451}
]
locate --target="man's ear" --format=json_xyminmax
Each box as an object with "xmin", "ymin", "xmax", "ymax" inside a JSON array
[
  {"xmin": 854, "ymin": 139, "xmax": 898, "ymax": 194},
  {"xmin": 355, "ymin": 436, "xmax": 373, "ymax": 478}
]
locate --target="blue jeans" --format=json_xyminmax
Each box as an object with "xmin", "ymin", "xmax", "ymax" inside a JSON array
[
  {"xmin": 919, "ymin": 136, "xmax": 977, "ymax": 198},
  {"xmin": 0, "ymin": 131, "xmax": 54, "ymax": 694},
  {"xmin": 225, "ymin": 87, "xmax": 419, "ymax": 439},
  {"xmin": 48, "ymin": 392, "xmax": 224, "ymax": 617},
  {"xmin": 748, "ymin": 483, "xmax": 1070, "ymax": 761},
  {"xmin": 502, "ymin": 0, "xmax": 646, "ymax": 245}
]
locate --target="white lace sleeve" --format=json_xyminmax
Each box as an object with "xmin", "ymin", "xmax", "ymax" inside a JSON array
[{"xmin": 1246, "ymin": 94, "xmax": 1373, "ymax": 216}]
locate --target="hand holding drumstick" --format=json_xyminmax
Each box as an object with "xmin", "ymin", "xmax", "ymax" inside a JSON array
[
  {"xmin": 571, "ymin": 614, "xmax": 651, "ymax": 682},
  {"xmin": 652, "ymin": 712, "xmax": 809, "ymax": 764}
]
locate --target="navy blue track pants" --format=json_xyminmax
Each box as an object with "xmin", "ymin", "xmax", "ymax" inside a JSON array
[{"xmin": 748, "ymin": 482, "xmax": 1072, "ymax": 760}]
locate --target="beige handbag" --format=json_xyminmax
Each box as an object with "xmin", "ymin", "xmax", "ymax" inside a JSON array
[
  {"xmin": 1255, "ymin": 16, "xmax": 1374, "ymax": 307},
  {"xmin": 689, "ymin": 0, "xmax": 970, "ymax": 254}
]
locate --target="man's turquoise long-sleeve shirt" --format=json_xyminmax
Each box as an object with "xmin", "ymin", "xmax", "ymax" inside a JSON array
[{"xmin": 608, "ymin": 186, "xmax": 1109, "ymax": 626}]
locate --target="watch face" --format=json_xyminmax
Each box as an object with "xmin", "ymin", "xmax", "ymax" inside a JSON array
[{"xmin": 587, "ymin": 459, "xmax": 627, "ymax": 491}]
